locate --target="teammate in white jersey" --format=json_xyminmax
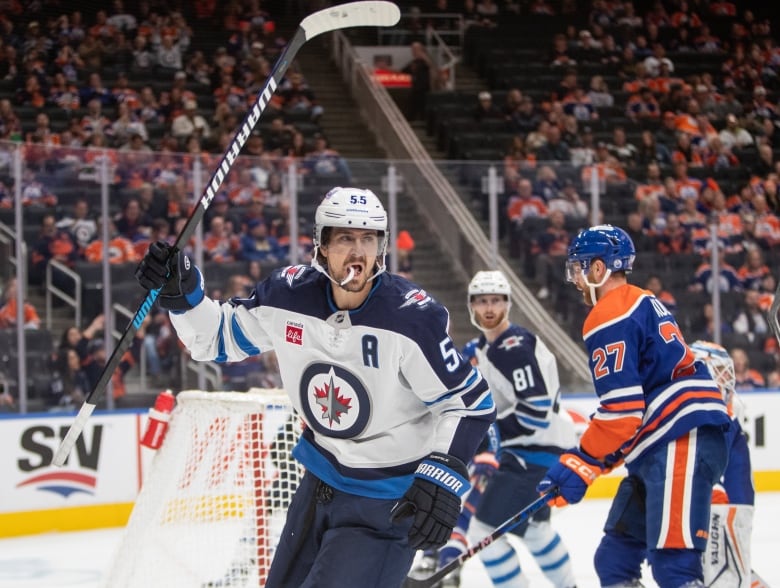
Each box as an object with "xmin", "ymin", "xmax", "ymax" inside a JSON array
[
  {"xmin": 463, "ymin": 270, "xmax": 577, "ymax": 588},
  {"xmin": 135, "ymin": 187, "xmax": 496, "ymax": 588}
]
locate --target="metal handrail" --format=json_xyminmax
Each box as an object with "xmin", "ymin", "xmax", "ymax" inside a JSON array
[
  {"xmin": 184, "ymin": 358, "xmax": 222, "ymax": 392},
  {"xmin": 378, "ymin": 12, "xmax": 464, "ymax": 48},
  {"xmin": 0, "ymin": 221, "xmax": 27, "ymax": 292},
  {"xmin": 45, "ymin": 259, "xmax": 81, "ymax": 330},
  {"xmin": 112, "ymin": 303, "xmax": 148, "ymax": 391},
  {"xmin": 331, "ymin": 30, "xmax": 592, "ymax": 389},
  {"xmin": 426, "ymin": 26, "xmax": 460, "ymax": 89},
  {"xmin": 111, "ymin": 302, "xmax": 222, "ymax": 392}
]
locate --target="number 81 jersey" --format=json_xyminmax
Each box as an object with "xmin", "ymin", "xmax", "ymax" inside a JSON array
[
  {"xmin": 474, "ymin": 324, "xmax": 576, "ymax": 456},
  {"xmin": 579, "ymin": 283, "xmax": 729, "ymax": 465}
]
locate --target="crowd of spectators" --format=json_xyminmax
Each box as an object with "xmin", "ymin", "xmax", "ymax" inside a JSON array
[
  {"xmin": 417, "ymin": 0, "xmax": 780, "ymax": 385},
  {"xmin": 4, "ymin": 0, "xmax": 780, "ymax": 397},
  {"xmin": 0, "ymin": 1, "xmax": 352, "ymax": 406}
]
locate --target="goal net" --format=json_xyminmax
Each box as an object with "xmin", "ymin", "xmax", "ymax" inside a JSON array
[{"xmin": 106, "ymin": 389, "xmax": 303, "ymax": 588}]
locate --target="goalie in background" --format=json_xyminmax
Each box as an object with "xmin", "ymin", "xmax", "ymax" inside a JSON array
[
  {"xmin": 537, "ymin": 225, "xmax": 731, "ymax": 588},
  {"xmin": 135, "ymin": 186, "xmax": 496, "ymax": 588},
  {"xmin": 690, "ymin": 340, "xmax": 768, "ymax": 588}
]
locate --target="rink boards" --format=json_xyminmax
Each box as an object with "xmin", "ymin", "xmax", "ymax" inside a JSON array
[{"xmin": 0, "ymin": 390, "xmax": 778, "ymax": 538}]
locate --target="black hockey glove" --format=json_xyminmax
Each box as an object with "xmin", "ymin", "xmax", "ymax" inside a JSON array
[
  {"xmin": 390, "ymin": 452, "xmax": 470, "ymax": 551},
  {"xmin": 135, "ymin": 241, "xmax": 204, "ymax": 312}
]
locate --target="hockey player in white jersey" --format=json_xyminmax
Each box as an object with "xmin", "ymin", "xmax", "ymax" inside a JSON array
[
  {"xmin": 135, "ymin": 187, "xmax": 495, "ymax": 588},
  {"xmin": 463, "ymin": 270, "xmax": 577, "ymax": 588}
]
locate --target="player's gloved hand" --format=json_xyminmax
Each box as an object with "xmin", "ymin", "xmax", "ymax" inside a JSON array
[
  {"xmin": 537, "ymin": 448, "xmax": 604, "ymax": 507},
  {"xmin": 135, "ymin": 241, "xmax": 204, "ymax": 312},
  {"xmin": 471, "ymin": 451, "xmax": 499, "ymax": 480},
  {"xmin": 390, "ymin": 452, "xmax": 470, "ymax": 550}
]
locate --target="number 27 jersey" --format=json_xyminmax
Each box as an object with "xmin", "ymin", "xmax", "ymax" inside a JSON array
[{"xmin": 579, "ymin": 283, "xmax": 729, "ymax": 464}]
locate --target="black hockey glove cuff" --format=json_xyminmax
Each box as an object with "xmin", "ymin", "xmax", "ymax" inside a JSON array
[
  {"xmin": 135, "ymin": 241, "xmax": 204, "ymax": 312},
  {"xmin": 390, "ymin": 452, "xmax": 470, "ymax": 551}
]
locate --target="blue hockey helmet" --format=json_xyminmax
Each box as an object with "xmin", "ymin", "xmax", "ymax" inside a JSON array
[{"xmin": 565, "ymin": 224, "xmax": 636, "ymax": 283}]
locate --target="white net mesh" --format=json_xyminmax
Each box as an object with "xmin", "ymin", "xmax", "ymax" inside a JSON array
[{"xmin": 106, "ymin": 389, "xmax": 302, "ymax": 588}]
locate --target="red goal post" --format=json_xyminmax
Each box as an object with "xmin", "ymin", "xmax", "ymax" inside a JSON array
[{"xmin": 107, "ymin": 389, "xmax": 303, "ymax": 588}]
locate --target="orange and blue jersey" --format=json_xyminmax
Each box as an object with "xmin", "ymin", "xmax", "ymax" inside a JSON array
[{"xmin": 579, "ymin": 284, "xmax": 729, "ymax": 465}]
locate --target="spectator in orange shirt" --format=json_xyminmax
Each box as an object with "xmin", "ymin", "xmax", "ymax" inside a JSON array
[
  {"xmin": 626, "ymin": 87, "xmax": 660, "ymax": 121},
  {"xmin": 203, "ymin": 214, "xmax": 239, "ymax": 262},
  {"xmin": 507, "ymin": 178, "xmax": 548, "ymax": 259},
  {"xmin": 655, "ymin": 212, "xmax": 692, "ymax": 255},
  {"xmin": 751, "ymin": 193, "xmax": 780, "ymax": 246},
  {"xmin": 30, "ymin": 213, "xmax": 78, "ymax": 285},
  {"xmin": 671, "ymin": 132, "xmax": 704, "ymax": 167},
  {"xmin": 669, "ymin": 0, "xmax": 702, "ymax": 29},
  {"xmin": 83, "ymin": 219, "xmax": 140, "ymax": 264},
  {"xmin": 0, "ymin": 276, "xmax": 41, "ymax": 329},
  {"xmin": 634, "ymin": 161, "xmax": 666, "ymax": 202}
]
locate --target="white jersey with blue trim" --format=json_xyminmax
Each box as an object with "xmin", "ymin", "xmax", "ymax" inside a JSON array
[
  {"xmin": 169, "ymin": 265, "xmax": 495, "ymax": 499},
  {"xmin": 474, "ymin": 324, "xmax": 575, "ymax": 462}
]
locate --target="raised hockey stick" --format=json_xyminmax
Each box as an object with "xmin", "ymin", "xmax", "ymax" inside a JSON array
[
  {"xmin": 401, "ymin": 487, "xmax": 559, "ymax": 588},
  {"xmin": 52, "ymin": 1, "xmax": 401, "ymax": 467}
]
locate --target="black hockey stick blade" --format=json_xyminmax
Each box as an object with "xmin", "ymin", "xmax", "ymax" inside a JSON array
[
  {"xmin": 401, "ymin": 488, "xmax": 559, "ymax": 588},
  {"xmin": 52, "ymin": 1, "xmax": 400, "ymax": 467}
]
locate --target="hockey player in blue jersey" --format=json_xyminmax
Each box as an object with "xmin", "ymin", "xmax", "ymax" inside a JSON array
[
  {"xmin": 537, "ymin": 225, "xmax": 731, "ymax": 588},
  {"xmin": 135, "ymin": 187, "xmax": 496, "ymax": 588},
  {"xmin": 463, "ymin": 270, "xmax": 577, "ymax": 588}
]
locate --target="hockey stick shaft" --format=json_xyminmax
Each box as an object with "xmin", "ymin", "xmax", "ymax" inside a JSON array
[
  {"xmin": 402, "ymin": 487, "xmax": 559, "ymax": 588},
  {"xmin": 52, "ymin": 1, "xmax": 400, "ymax": 467}
]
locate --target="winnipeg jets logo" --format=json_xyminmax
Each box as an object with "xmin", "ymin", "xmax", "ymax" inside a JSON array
[
  {"xmin": 499, "ymin": 335, "xmax": 524, "ymax": 350},
  {"xmin": 314, "ymin": 369, "xmax": 352, "ymax": 426},
  {"xmin": 280, "ymin": 264, "xmax": 306, "ymax": 286},
  {"xmin": 299, "ymin": 363, "xmax": 370, "ymax": 438},
  {"xmin": 400, "ymin": 288, "xmax": 431, "ymax": 309}
]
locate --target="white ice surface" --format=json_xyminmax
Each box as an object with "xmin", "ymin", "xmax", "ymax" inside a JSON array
[{"xmin": 1, "ymin": 493, "xmax": 778, "ymax": 587}]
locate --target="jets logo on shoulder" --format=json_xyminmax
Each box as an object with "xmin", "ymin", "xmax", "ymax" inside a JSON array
[
  {"xmin": 498, "ymin": 335, "xmax": 524, "ymax": 351},
  {"xmin": 280, "ymin": 264, "xmax": 306, "ymax": 286},
  {"xmin": 299, "ymin": 363, "xmax": 370, "ymax": 438},
  {"xmin": 400, "ymin": 288, "xmax": 431, "ymax": 309}
]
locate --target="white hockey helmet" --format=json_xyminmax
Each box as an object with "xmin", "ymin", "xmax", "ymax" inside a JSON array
[
  {"xmin": 690, "ymin": 340, "xmax": 736, "ymax": 404},
  {"xmin": 312, "ymin": 187, "xmax": 388, "ymax": 280},
  {"xmin": 467, "ymin": 270, "xmax": 511, "ymax": 331}
]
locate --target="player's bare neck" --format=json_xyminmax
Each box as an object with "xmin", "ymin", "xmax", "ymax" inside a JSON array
[{"xmin": 484, "ymin": 321, "xmax": 510, "ymax": 344}]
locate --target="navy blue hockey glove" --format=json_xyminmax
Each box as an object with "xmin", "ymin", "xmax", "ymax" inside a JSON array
[
  {"xmin": 390, "ymin": 452, "xmax": 470, "ymax": 550},
  {"xmin": 135, "ymin": 241, "xmax": 204, "ymax": 312},
  {"xmin": 537, "ymin": 448, "xmax": 605, "ymax": 507}
]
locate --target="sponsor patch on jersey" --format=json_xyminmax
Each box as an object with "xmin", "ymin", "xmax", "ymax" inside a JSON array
[
  {"xmin": 286, "ymin": 321, "xmax": 303, "ymax": 345},
  {"xmin": 498, "ymin": 335, "xmax": 524, "ymax": 350},
  {"xmin": 399, "ymin": 288, "xmax": 431, "ymax": 309},
  {"xmin": 299, "ymin": 363, "xmax": 371, "ymax": 438},
  {"xmin": 280, "ymin": 264, "xmax": 306, "ymax": 287}
]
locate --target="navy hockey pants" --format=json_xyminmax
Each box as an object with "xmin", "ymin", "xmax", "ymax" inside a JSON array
[
  {"xmin": 264, "ymin": 471, "xmax": 415, "ymax": 588},
  {"xmin": 594, "ymin": 425, "xmax": 728, "ymax": 588}
]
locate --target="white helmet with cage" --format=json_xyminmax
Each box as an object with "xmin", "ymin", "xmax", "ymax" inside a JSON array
[
  {"xmin": 690, "ymin": 340, "xmax": 736, "ymax": 404},
  {"xmin": 311, "ymin": 187, "xmax": 388, "ymax": 282},
  {"xmin": 467, "ymin": 270, "xmax": 512, "ymax": 331}
]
